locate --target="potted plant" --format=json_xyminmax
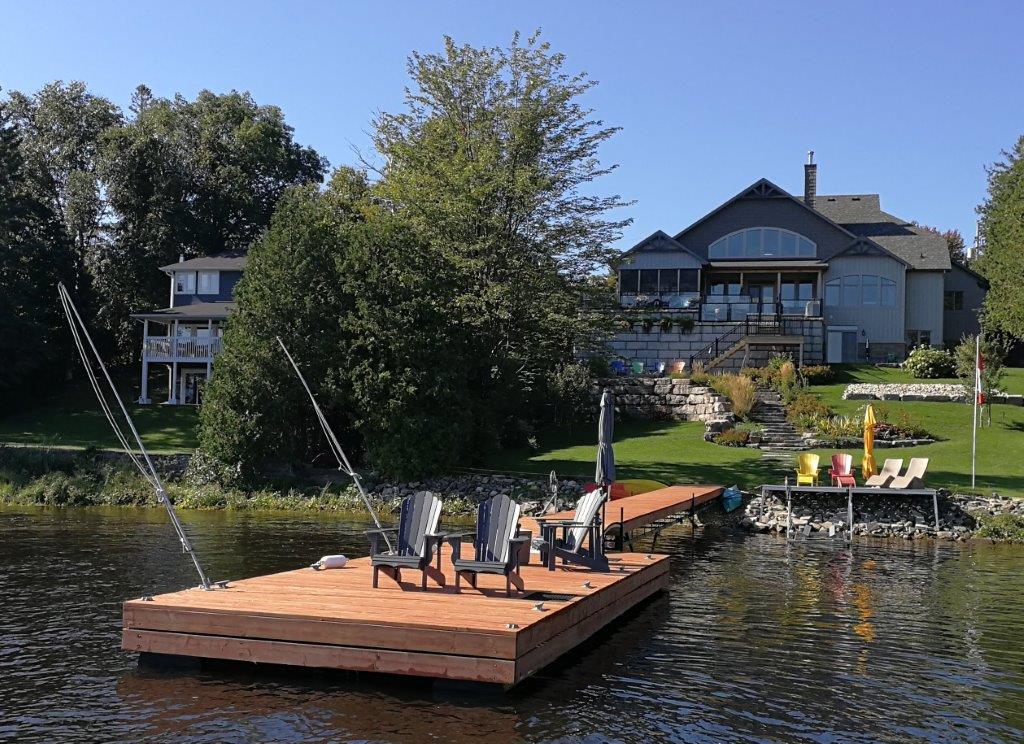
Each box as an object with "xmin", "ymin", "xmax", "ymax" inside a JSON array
[
  {"xmin": 659, "ymin": 316, "xmax": 673, "ymax": 333},
  {"xmin": 641, "ymin": 317, "xmax": 654, "ymax": 333},
  {"xmin": 676, "ymin": 316, "xmax": 695, "ymax": 334}
]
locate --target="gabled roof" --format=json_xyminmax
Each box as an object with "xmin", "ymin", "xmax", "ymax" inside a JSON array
[
  {"xmin": 618, "ymin": 229, "xmax": 704, "ymax": 262},
  {"xmin": 131, "ymin": 302, "xmax": 237, "ymax": 321},
  {"xmin": 814, "ymin": 195, "xmax": 951, "ymax": 271},
  {"xmin": 160, "ymin": 250, "xmax": 248, "ymax": 272},
  {"xmin": 672, "ymin": 178, "xmax": 863, "ymax": 246},
  {"xmin": 951, "ymin": 260, "xmax": 989, "ymax": 288}
]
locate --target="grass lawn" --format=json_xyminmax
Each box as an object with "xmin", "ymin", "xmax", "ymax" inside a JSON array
[
  {"xmin": 0, "ymin": 379, "xmax": 199, "ymax": 453},
  {"xmin": 485, "ymin": 419, "xmax": 765, "ymax": 491},
  {"xmin": 487, "ymin": 365, "xmax": 1024, "ymax": 498},
  {"xmin": 803, "ymin": 365, "xmax": 1024, "ymax": 497}
]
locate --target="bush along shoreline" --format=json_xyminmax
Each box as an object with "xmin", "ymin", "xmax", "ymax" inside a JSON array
[{"xmin": 0, "ymin": 445, "xmax": 580, "ymax": 518}]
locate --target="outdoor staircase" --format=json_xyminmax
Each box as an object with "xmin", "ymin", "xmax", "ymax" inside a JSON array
[{"xmin": 751, "ymin": 390, "xmax": 805, "ymax": 454}]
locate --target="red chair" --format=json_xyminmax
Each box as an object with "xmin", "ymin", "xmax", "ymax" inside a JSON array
[{"xmin": 829, "ymin": 453, "xmax": 856, "ymax": 487}]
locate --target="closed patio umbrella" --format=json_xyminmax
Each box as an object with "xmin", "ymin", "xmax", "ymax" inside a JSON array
[
  {"xmin": 595, "ymin": 389, "xmax": 616, "ymax": 494},
  {"xmin": 862, "ymin": 404, "xmax": 877, "ymax": 479}
]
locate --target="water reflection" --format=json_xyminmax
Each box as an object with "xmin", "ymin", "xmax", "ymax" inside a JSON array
[{"xmin": 3, "ymin": 506, "xmax": 1024, "ymax": 742}]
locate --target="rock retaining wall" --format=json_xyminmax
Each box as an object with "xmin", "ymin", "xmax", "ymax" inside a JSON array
[
  {"xmin": 741, "ymin": 490, "xmax": 1024, "ymax": 541},
  {"xmin": 594, "ymin": 377, "xmax": 735, "ymax": 432},
  {"xmin": 843, "ymin": 383, "xmax": 1024, "ymax": 406}
]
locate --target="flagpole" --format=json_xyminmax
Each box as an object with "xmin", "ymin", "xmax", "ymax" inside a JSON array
[{"xmin": 972, "ymin": 334, "xmax": 979, "ymax": 489}]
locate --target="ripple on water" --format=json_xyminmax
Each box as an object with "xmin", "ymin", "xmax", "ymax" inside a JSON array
[{"xmin": 3, "ymin": 507, "xmax": 1024, "ymax": 742}]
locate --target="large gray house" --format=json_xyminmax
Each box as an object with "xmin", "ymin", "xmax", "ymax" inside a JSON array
[
  {"xmin": 611, "ymin": 155, "xmax": 986, "ymax": 370},
  {"xmin": 132, "ymin": 251, "xmax": 246, "ymax": 405}
]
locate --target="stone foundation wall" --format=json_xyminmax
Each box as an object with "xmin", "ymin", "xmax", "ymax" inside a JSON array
[
  {"xmin": 601, "ymin": 318, "xmax": 824, "ymax": 370},
  {"xmin": 595, "ymin": 377, "xmax": 734, "ymax": 428}
]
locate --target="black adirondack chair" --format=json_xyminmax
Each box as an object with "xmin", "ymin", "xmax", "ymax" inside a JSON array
[
  {"xmin": 367, "ymin": 492, "xmax": 444, "ymax": 589},
  {"xmin": 534, "ymin": 488, "xmax": 610, "ymax": 572},
  {"xmin": 446, "ymin": 494, "xmax": 529, "ymax": 597}
]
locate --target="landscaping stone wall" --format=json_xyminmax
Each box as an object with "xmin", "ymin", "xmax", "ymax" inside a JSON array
[
  {"xmin": 602, "ymin": 318, "xmax": 825, "ymax": 370},
  {"xmin": 594, "ymin": 377, "xmax": 735, "ymax": 431},
  {"xmin": 844, "ymin": 383, "xmax": 1024, "ymax": 406}
]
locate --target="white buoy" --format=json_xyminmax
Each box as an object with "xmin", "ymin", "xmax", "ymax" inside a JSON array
[{"xmin": 311, "ymin": 554, "xmax": 349, "ymax": 570}]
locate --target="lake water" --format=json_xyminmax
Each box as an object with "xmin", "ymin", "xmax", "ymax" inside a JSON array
[{"xmin": 2, "ymin": 506, "xmax": 1024, "ymax": 743}]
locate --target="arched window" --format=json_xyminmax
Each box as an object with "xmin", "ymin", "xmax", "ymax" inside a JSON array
[
  {"xmin": 708, "ymin": 228, "xmax": 816, "ymax": 259},
  {"xmin": 824, "ymin": 275, "xmax": 896, "ymax": 307}
]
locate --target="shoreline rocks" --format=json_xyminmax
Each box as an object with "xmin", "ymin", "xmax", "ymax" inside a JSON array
[{"xmin": 740, "ymin": 490, "xmax": 1024, "ymax": 541}]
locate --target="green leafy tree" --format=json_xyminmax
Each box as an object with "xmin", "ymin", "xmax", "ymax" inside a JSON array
[
  {"xmin": 95, "ymin": 87, "xmax": 328, "ymax": 358},
  {"xmin": 371, "ymin": 31, "xmax": 629, "ymax": 449},
  {"xmin": 5, "ymin": 81, "xmax": 122, "ymax": 287},
  {"xmin": 199, "ymin": 174, "xmax": 473, "ymax": 480},
  {"xmin": 954, "ymin": 334, "xmax": 1010, "ymax": 405},
  {"xmin": 0, "ymin": 100, "xmax": 75, "ymax": 407},
  {"xmin": 975, "ymin": 135, "xmax": 1024, "ymax": 337}
]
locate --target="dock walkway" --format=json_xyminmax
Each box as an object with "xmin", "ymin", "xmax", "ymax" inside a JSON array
[{"xmin": 521, "ymin": 484, "xmax": 723, "ymax": 549}]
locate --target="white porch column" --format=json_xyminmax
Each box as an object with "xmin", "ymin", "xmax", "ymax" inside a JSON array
[
  {"xmin": 139, "ymin": 319, "xmax": 151, "ymax": 404},
  {"xmin": 168, "ymin": 362, "xmax": 178, "ymax": 404}
]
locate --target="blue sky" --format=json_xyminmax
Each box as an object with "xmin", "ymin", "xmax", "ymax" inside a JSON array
[{"xmin": 2, "ymin": 1, "xmax": 1022, "ymax": 252}]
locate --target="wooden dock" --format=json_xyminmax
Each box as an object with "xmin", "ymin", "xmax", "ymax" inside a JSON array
[
  {"xmin": 123, "ymin": 485, "xmax": 722, "ymax": 687},
  {"xmin": 123, "ymin": 547, "xmax": 669, "ymax": 687},
  {"xmin": 521, "ymin": 484, "xmax": 723, "ymax": 548}
]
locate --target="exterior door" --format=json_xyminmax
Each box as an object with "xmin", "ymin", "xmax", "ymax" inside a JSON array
[
  {"xmin": 180, "ymin": 371, "xmax": 206, "ymax": 405},
  {"xmin": 827, "ymin": 327, "xmax": 858, "ymax": 363}
]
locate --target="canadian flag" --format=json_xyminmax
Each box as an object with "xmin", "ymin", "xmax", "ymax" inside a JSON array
[{"xmin": 976, "ymin": 344, "xmax": 985, "ymax": 406}]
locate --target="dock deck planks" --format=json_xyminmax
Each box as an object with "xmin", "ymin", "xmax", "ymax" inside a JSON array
[
  {"xmin": 123, "ymin": 546, "xmax": 669, "ymax": 686},
  {"xmin": 520, "ymin": 484, "xmax": 723, "ymax": 540},
  {"xmin": 123, "ymin": 485, "xmax": 722, "ymax": 687}
]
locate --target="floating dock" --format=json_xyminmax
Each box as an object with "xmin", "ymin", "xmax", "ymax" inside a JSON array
[{"xmin": 123, "ymin": 485, "xmax": 722, "ymax": 687}]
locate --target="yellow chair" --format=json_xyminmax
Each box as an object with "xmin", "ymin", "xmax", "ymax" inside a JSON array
[{"xmin": 795, "ymin": 453, "xmax": 820, "ymax": 486}]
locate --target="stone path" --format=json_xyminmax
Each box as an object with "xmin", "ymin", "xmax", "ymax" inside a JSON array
[{"xmin": 750, "ymin": 390, "xmax": 804, "ymax": 453}]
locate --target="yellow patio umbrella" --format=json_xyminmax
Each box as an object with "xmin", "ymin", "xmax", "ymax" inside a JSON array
[{"xmin": 862, "ymin": 404, "xmax": 877, "ymax": 479}]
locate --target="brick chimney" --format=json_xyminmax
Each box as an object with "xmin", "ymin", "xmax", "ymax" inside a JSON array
[{"xmin": 803, "ymin": 150, "xmax": 817, "ymax": 207}]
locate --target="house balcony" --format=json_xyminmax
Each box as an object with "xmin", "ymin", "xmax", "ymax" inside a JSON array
[
  {"xmin": 142, "ymin": 335, "xmax": 223, "ymax": 362},
  {"xmin": 618, "ymin": 293, "xmax": 822, "ymax": 322}
]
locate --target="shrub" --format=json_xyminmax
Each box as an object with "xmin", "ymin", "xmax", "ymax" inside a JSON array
[
  {"xmin": 873, "ymin": 408, "xmax": 930, "ymax": 440},
  {"xmin": 902, "ymin": 346, "xmax": 955, "ymax": 378},
  {"xmin": 799, "ymin": 365, "xmax": 834, "ymax": 385},
  {"xmin": 708, "ymin": 373, "xmax": 756, "ymax": 419},
  {"xmin": 713, "ymin": 428, "xmax": 750, "ymax": 447},
  {"xmin": 813, "ymin": 415, "xmax": 861, "ymax": 440},
  {"xmin": 975, "ymin": 513, "xmax": 1024, "ymax": 541},
  {"xmin": 787, "ymin": 392, "xmax": 831, "ymax": 431},
  {"xmin": 546, "ymin": 361, "xmax": 596, "ymax": 426},
  {"xmin": 585, "ymin": 356, "xmax": 611, "ymax": 378},
  {"xmin": 734, "ymin": 421, "xmax": 763, "ymax": 435},
  {"xmin": 953, "ymin": 334, "xmax": 1010, "ymax": 396}
]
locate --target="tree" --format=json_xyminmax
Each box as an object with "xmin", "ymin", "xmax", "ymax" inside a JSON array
[
  {"xmin": 197, "ymin": 184, "xmax": 361, "ymax": 481},
  {"xmin": 199, "ymin": 174, "xmax": 473, "ymax": 480},
  {"xmin": 953, "ymin": 334, "xmax": 1011, "ymax": 423},
  {"xmin": 0, "ymin": 100, "xmax": 75, "ymax": 407},
  {"xmin": 371, "ymin": 31, "xmax": 630, "ymax": 450},
  {"xmin": 975, "ymin": 135, "xmax": 1024, "ymax": 338},
  {"xmin": 94, "ymin": 87, "xmax": 328, "ymax": 357},
  {"xmin": 5, "ymin": 81, "xmax": 122, "ymax": 287},
  {"xmin": 916, "ymin": 224, "xmax": 967, "ymax": 264}
]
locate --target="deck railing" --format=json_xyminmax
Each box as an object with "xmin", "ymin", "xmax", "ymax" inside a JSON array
[{"xmin": 143, "ymin": 336, "xmax": 222, "ymax": 360}]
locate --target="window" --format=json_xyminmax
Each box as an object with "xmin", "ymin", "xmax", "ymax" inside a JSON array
[
  {"xmin": 638, "ymin": 269, "xmax": 660, "ymax": 293},
  {"xmin": 678, "ymin": 269, "xmax": 699, "ymax": 292},
  {"xmin": 861, "ymin": 274, "xmax": 880, "ymax": 305},
  {"xmin": 709, "ymin": 228, "xmax": 816, "ymax": 259},
  {"xmin": 197, "ymin": 271, "xmax": 220, "ymax": 295},
  {"xmin": 174, "ymin": 272, "xmax": 196, "ymax": 294},
  {"xmin": 944, "ymin": 290, "xmax": 964, "ymax": 311},
  {"xmin": 842, "ymin": 275, "xmax": 860, "ymax": 306},
  {"xmin": 825, "ymin": 275, "xmax": 896, "ymax": 307},
  {"xmin": 657, "ymin": 269, "xmax": 677, "ymax": 293},
  {"xmin": 619, "ymin": 269, "xmax": 639, "ymax": 293},
  {"xmin": 709, "ymin": 273, "xmax": 742, "ymax": 296},
  {"xmin": 907, "ymin": 330, "xmax": 932, "ymax": 347}
]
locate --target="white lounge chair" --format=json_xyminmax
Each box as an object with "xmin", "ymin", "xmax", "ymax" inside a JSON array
[
  {"xmin": 865, "ymin": 458, "xmax": 903, "ymax": 488},
  {"xmin": 890, "ymin": 458, "xmax": 929, "ymax": 489}
]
